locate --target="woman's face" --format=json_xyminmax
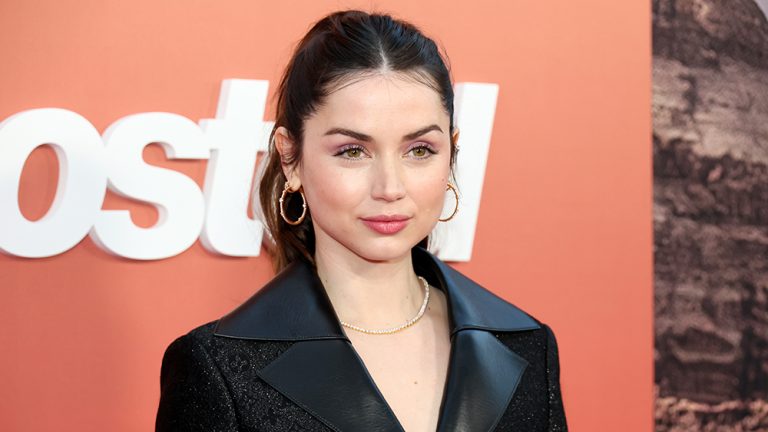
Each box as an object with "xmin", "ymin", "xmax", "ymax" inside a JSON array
[{"xmin": 276, "ymin": 72, "xmax": 457, "ymax": 263}]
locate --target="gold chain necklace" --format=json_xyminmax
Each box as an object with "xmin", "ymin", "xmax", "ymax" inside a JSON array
[{"xmin": 339, "ymin": 276, "xmax": 430, "ymax": 335}]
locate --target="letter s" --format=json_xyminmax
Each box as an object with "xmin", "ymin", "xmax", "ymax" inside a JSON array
[{"xmin": 91, "ymin": 113, "xmax": 209, "ymax": 260}]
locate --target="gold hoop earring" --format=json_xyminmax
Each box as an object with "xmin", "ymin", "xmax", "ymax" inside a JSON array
[
  {"xmin": 279, "ymin": 181, "xmax": 307, "ymax": 225},
  {"xmin": 439, "ymin": 182, "xmax": 459, "ymax": 222}
]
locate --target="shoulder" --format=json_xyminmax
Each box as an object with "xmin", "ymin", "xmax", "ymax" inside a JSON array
[
  {"xmin": 437, "ymin": 260, "xmax": 562, "ymax": 356},
  {"xmin": 156, "ymin": 321, "xmax": 243, "ymax": 430},
  {"xmin": 158, "ymin": 321, "xmax": 219, "ymax": 378},
  {"xmin": 160, "ymin": 319, "xmax": 295, "ymax": 374},
  {"xmin": 176, "ymin": 319, "xmax": 219, "ymax": 343},
  {"xmin": 421, "ymin": 250, "xmax": 543, "ymax": 334},
  {"xmin": 162, "ymin": 320, "xmax": 218, "ymax": 357},
  {"xmin": 439, "ymin": 264, "xmax": 560, "ymax": 349}
]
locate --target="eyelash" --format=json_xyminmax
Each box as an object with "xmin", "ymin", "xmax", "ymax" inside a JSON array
[
  {"xmin": 409, "ymin": 144, "xmax": 438, "ymax": 158},
  {"xmin": 334, "ymin": 145, "xmax": 365, "ymax": 159},
  {"xmin": 334, "ymin": 144, "xmax": 437, "ymax": 160}
]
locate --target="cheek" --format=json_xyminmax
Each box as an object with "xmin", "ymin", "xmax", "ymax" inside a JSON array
[
  {"xmin": 408, "ymin": 169, "xmax": 450, "ymax": 212},
  {"xmin": 300, "ymin": 163, "xmax": 366, "ymax": 217}
]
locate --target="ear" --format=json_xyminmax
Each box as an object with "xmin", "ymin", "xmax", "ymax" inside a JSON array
[
  {"xmin": 451, "ymin": 127, "xmax": 460, "ymax": 151},
  {"xmin": 273, "ymin": 126, "xmax": 302, "ymax": 190}
]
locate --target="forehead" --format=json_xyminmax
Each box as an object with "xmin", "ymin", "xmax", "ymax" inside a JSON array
[{"xmin": 306, "ymin": 72, "xmax": 449, "ymax": 133}]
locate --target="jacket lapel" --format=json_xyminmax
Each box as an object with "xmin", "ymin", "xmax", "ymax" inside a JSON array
[
  {"xmin": 214, "ymin": 260, "xmax": 403, "ymax": 430},
  {"xmin": 415, "ymin": 249, "xmax": 540, "ymax": 431},
  {"xmin": 213, "ymin": 247, "xmax": 540, "ymax": 432},
  {"xmin": 257, "ymin": 338, "xmax": 404, "ymax": 431}
]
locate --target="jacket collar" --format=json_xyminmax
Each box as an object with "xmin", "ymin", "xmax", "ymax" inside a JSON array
[
  {"xmin": 213, "ymin": 246, "xmax": 540, "ymax": 340},
  {"xmin": 213, "ymin": 246, "xmax": 541, "ymax": 432}
]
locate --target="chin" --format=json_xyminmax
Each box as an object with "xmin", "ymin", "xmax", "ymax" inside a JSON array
[{"xmin": 347, "ymin": 237, "xmax": 420, "ymax": 263}]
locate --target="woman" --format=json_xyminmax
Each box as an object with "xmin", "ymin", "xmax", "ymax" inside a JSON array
[{"xmin": 156, "ymin": 9, "xmax": 567, "ymax": 432}]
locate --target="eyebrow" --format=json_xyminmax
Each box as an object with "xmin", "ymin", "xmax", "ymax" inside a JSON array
[{"xmin": 323, "ymin": 124, "xmax": 443, "ymax": 142}]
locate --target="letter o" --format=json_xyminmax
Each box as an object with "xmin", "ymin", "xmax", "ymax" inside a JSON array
[{"xmin": 0, "ymin": 108, "xmax": 107, "ymax": 258}]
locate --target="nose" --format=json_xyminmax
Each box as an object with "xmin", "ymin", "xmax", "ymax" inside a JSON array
[{"xmin": 370, "ymin": 156, "xmax": 406, "ymax": 202}]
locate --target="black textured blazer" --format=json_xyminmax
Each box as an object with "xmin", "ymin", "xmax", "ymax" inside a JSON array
[{"xmin": 156, "ymin": 247, "xmax": 568, "ymax": 431}]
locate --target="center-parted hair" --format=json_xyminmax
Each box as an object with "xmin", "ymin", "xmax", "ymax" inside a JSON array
[{"xmin": 258, "ymin": 9, "xmax": 457, "ymax": 272}]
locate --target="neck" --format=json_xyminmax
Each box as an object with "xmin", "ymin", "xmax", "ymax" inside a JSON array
[{"xmin": 313, "ymin": 241, "xmax": 425, "ymax": 331}]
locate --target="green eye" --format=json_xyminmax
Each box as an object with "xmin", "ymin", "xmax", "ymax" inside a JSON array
[
  {"xmin": 409, "ymin": 145, "xmax": 435, "ymax": 158},
  {"xmin": 345, "ymin": 148, "xmax": 362, "ymax": 158}
]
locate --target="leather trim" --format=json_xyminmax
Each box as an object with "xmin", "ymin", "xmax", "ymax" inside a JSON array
[
  {"xmin": 413, "ymin": 248, "xmax": 541, "ymax": 336},
  {"xmin": 213, "ymin": 246, "xmax": 540, "ymax": 340},
  {"xmin": 213, "ymin": 257, "xmax": 346, "ymax": 341},
  {"xmin": 436, "ymin": 330, "xmax": 529, "ymax": 432},
  {"xmin": 212, "ymin": 246, "xmax": 542, "ymax": 431}
]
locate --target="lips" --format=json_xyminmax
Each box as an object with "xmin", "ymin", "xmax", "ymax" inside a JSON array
[{"xmin": 360, "ymin": 215, "xmax": 411, "ymax": 235}]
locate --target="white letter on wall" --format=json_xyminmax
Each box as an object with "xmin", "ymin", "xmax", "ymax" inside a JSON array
[
  {"xmin": 0, "ymin": 108, "xmax": 107, "ymax": 258},
  {"xmin": 199, "ymin": 79, "xmax": 272, "ymax": 256},
  {"xmin": 430, "ymin": 83, "xmax": 498, "ymax": 262},
  {"xmin": 91, "ymin": 113, "xmax": 209, "ymax": 260}
]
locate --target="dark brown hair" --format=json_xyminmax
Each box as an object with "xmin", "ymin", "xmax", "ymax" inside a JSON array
[{"xmin": 258, "ymin": 9, "xmax": 458, "ymax": 272}]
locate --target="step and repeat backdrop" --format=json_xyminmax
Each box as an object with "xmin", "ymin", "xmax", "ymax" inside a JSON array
[{"xmin": 0, "ymin": 1, "xmax": 651, "ymax": 431}]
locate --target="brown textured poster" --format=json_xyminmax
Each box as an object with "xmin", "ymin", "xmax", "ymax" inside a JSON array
[{"xmin": 653, "ymin": 0, "xmax": 768, "ymax": 430}]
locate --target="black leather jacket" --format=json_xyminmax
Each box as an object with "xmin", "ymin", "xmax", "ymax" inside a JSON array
[{"xmin": 156, "ymin": 247, "xmax": 568, "ymax": 431}]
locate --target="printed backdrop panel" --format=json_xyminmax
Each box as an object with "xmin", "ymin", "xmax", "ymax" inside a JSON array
[{"xmin": 0, "ymin": 1, "xmax": 651, "ymax": 431}]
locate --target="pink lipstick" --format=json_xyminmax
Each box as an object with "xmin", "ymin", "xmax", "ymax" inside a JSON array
[{"xmin": 360, "ymin": 215, "xmax": 411, "ymax": 235}]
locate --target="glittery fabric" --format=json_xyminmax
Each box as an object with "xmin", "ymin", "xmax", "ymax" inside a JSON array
[
  {"xmin": 494, "ymin": 323, "xmax": 568, "ymax": 431},
  {"xmin": 156, "ymin": 319, "xmax": 567, "ymax": 431},
  {"xmin": 156, "ymin": 322, "xmax": 329, "ymax": 432}
]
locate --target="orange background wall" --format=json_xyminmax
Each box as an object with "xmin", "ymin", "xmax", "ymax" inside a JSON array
[{"xmin": 0, "ymin": 1, "xmax": 651, "ymax": 431}]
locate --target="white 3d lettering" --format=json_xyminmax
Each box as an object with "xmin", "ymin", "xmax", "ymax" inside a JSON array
[{"xmin": 0, "ymin": 80, "xmax": 497, "ymax": 261}]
